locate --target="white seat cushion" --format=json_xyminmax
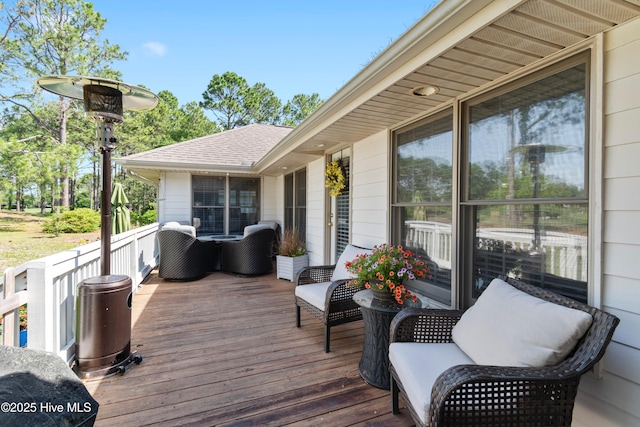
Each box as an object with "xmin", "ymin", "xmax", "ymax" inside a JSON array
[
  {"xmin": 295, "ymin": 244, "xmax": 372, "ymax": 313},
  {"xmin": 452, "ymin": 278, "xmax": 593, "ymax": 367},
  {"xmin": 295, "ymin": 281, "xmax": 332, "ymax": 311},
  {"xmin": 390, "ymin": 342, "xmax": 475, "ymax": 425},
  {"xmin": 330, "ymin": 244, "xmax": 373, "ymax": 282}
]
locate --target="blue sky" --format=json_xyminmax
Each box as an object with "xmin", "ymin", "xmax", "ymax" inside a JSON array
[{"xmin": 90, "ymin": 1, "xmax": 440, "ymax": 107}]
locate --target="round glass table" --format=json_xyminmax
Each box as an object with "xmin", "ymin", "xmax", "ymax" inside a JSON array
[{"xmin": 353, "ymin": 289, "xmax": 426, "ymax": 389}]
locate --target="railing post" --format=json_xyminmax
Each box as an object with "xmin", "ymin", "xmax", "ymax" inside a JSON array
[
  {"xmin": 2, "ymin": 268, "xmax": 18, "ymax": 346},
  {"xmin": 130, "ymin": 228, "xmax": 140, "ymax": 290},
  {"xmin": 26, "ymin": 261, "xmax": 57, "ymax": 353}
]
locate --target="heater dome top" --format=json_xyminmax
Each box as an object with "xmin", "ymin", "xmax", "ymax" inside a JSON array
[{"xmin": 37, "ymin": 75, "xmax": 158, "ymax": 112}]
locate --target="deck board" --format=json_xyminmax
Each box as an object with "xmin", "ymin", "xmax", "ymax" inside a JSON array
[{"xmin": 85, "ymin": 269, "xmax": 415, "ymax": 426}]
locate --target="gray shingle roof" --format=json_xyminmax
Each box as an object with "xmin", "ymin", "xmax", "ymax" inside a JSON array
[{"xmin": 119, "ymin": 124, "xmax": 292, "ymax": 167}]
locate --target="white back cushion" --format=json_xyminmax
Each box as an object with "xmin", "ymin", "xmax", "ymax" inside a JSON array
[
  {"xmin": 161, "ymin": 223, "xmax": 196, "ymax": 237},
  {"xmin": 330, "ymin": 244, "xmax": 373, "ymax": 282},
  {"xmin": 257, "ymin": 220, "xmax": 279, "ymax": 230},
  {"xmin": 243, "ymin": 224, "xmax": 273, "ymax": 237},
  {"xmin": 452, "ymin": 278, "xmax": 593, "ymax": 367}
]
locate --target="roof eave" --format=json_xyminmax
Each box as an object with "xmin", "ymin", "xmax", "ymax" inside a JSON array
[{"xmin": 115, "ymin": 158, "xmax": 260, "ymax": 177}]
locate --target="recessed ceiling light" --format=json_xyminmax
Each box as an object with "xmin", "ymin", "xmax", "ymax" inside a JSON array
[{"xmin": 411, "ymin": 85, "xmax": 439, "ymax": 97}]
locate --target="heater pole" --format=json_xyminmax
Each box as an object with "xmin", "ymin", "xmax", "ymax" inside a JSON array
[{"xmin": 98, "ymin": 122, "xmax": 116, "ymax": 276}]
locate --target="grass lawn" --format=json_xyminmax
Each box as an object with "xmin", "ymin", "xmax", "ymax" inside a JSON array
[{"xmin": 0, "ymin": 210, "xmax": 100, "ymax": 274}]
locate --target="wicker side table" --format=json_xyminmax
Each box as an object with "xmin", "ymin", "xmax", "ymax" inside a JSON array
[{"xmin": 353, "ymin": 289, "xmax": 424, "ymax": 389}]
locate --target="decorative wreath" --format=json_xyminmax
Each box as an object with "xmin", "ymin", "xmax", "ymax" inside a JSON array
[{"xmin": 325, "ymin": 159, "xmax": 346, "ymax": 197}]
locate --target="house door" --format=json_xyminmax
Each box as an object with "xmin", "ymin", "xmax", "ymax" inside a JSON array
[{"xmin": 329, "ymin": 149, "xmax": 350, "ymax": 263}]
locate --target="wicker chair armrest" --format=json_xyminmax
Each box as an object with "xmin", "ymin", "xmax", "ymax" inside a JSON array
[
  {"xmin": 436, "ymin": 362, "xmax": 580, "ymax": 391},
  {"xmin": 323, "ymin": 279, "xmax": 362, "ymax": 310},
  {"xmin": 390, "ymin": 308, "xmax": 464, "ymax": 344},
  {"xmin": 429, "ymin": 363, "xmax": 583, "ymax": 425},
  {"xmin": 295, "ymin": 264, "xmax": 336, "ymax": 285}
]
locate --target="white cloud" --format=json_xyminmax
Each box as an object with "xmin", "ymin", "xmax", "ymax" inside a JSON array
[{"xmin": 142, "ymin": 42, "xmax": 167, "ymax": 57}]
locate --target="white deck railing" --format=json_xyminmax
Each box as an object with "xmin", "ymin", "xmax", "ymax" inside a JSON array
[
  {"xmin": 404, "ymin": 221, "xmax": 587, "ymax": 280},
  {"xmin": 0, "ymin": 223, "xmax": 159, "ymax": 363}
]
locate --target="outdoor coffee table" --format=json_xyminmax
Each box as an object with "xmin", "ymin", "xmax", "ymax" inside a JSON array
[
  {"xmin": 353, "ymin": 289, "xmax": 426, "ymax": 389},
  {"xmin": 197, "ymin": 235, "xmax": 242, "ymax": 271}
]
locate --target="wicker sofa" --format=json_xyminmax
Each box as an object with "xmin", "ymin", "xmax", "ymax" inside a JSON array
[
  {"xmin": 389, "ymin": 277, "xmax": 620, "ymax": 427},
  {"xmin": 294, "ymin": 244, "xmax": 372, "ymax": 352}
]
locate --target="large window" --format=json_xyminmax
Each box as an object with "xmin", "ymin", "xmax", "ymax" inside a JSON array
[
  {"xmin": 392, "ymin": 112, "xmax": 453, "ymax": 305},
  {"xmin": 193, "ymin": 176, "xmax": 225, "ymax": 234},
  {"xmin": 284, "ymin": 168, "xmax": 306, "ymax": 236},
  {"xmin": 392, "ymin": 52, "xmax": 590, "ymax": 307},
  {"xmin": 463, "ymin": 55, "xmax": 588, "ymax": 304},
  {"xmin": 193, "ymin": 176, "xmax": 260, "ymax": 235}
]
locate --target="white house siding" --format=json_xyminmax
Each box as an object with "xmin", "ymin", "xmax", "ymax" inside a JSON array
[
  {"xmin": 573, "ymin": 18, "xmax": 640, "ymax": 427},
  {"xmin": 351, "ymin": 130, "xmax": 389, "ymax": 249},
  {"xmin": 261, "ymin": 175, "xmax": 278, "ymax": 222},
  {"xmin": 306, "ymin": 157, "xmax": 327, "ymax": 266},
  {"xmin": 273, "ymin": 174, "xmax": 285, "ymax": 225},
  {"xmin": 158, "ymin": 172, "xmax": 192, "ymax": 224}
]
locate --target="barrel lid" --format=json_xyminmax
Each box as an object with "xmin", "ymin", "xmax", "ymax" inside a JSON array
[{"xmin": 79, "ymin": 275, "xmax": 132, "ymax": 291}]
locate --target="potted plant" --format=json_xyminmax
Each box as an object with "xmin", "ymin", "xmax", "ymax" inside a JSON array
[
  {"xmin": 0, "ymin": 305, "xmax": 27, "ymax": 347},
  {"xmin": 345, "ymin": 243, "xmax": 429, "ymax": 304},
  {"xmin": 276, "ymin": 228, "xmax": 308, "ymax": 281},
  {"xmin": 19, "ymin": 305, "xmax": 27, "ymax": 347}
]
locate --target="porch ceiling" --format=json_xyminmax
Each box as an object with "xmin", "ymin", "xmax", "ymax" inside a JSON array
[{"xmin": 257, "ymin": 0, "xmax": 640, "ymax": 175}]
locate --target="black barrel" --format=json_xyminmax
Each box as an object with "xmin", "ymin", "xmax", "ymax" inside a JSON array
[{"xmin": 75, "ymin": 275, "xmax": 132, "ymax": 373}]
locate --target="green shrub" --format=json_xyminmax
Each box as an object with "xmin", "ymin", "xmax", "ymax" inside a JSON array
[
  {"xmin": 42, "ymin": 208, "xmax": 101, "ymax": 234},
  {"xmin": 131, "ymin": 209, "xmax": 156, "ymax": 226},
  {"xmin": 74, "ymin": 194, "xmax": 91, "ymax": 209}
]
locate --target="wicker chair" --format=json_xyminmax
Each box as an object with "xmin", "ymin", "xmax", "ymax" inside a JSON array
[
  {"xmin": 389, "ymin": 277, "xmax": 620, "ymax": 426},
  {"xmin": 295, "ymin": 244, "xmax": 372, "ymax": 352},
  {"xmin": 157, "ymin": 229, "xmax": 208, "ymax": 281},
  {"xmin": 220, "ymin": 228, "xmax": 275, "ymax": 275}
]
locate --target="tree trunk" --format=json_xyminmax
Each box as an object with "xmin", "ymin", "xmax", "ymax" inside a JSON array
[
  {"xmin": 69, "ymin": 175, "xmax": 76, "ymax": 208},
  {"xmin": 15, "ymin": 188, "xmax": 22, "ymax": 211},
  {"xmin": 52, "ymin": 185, "xmax": 60, "ymax": 213}
]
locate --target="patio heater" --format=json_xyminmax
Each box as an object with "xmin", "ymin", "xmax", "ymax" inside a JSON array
[
  {"xmin": 511, "ymin": 143, "xmax": 566, "ymax": 251},
  {"xmin": 37, "ymin": 76, "xmax": 158, "ymax": 379},
  {"xmin": 508, "ymin": 142, "xmax": 568, "ymax": 286}
]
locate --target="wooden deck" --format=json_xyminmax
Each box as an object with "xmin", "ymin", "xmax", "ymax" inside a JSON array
[{"xmin": 85, "ymin": 268, "xmax": 415, "ymax": 426}]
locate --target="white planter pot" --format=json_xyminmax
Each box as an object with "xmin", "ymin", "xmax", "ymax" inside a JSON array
[{"xmin": 276, "ymin": 254, "xmax": 309, "ymax": 281}]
